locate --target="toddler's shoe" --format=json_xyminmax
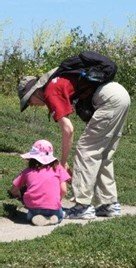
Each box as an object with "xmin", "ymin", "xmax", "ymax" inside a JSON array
[
  {"xmin": 32, "ymin": 215, "xmax": 59, "ymax": 226},
  {"xmin": 49, "ymin": 215, "xmax": 59, "ymax": 225}
]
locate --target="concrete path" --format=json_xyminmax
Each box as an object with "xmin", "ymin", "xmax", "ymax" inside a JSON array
[{"xmin": 0, "ymin": 200, "xmax": 136, "ymax": 243}]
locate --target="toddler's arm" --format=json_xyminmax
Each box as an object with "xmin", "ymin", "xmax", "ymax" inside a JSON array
[
  {"xmin": 8, "ymin": 185, "xmax": 21, "ymax": 199},
  {"xmin": 60, "ymin": 181, "xmax": 67, "ymax": 199}
]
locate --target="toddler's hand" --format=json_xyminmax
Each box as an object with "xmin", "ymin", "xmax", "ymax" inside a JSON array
[{"xmin": 7, "ymin": 190, "xmax": 14, "ymax": 199}]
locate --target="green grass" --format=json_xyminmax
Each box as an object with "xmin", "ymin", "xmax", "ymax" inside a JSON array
[
  {"xmin": 0, "ymin": 216, "xmax": 136, "ymax": 267},
  {"xmin": 0, "ymin": 93, "xmax": 136, "ymax": 267}
]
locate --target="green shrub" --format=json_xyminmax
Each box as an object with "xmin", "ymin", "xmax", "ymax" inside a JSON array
[{"xmin": 1, "ymin": 19, "xmax": 136, "ymax": 97}]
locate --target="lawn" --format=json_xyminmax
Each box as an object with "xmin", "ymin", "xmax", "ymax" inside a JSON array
[{"xmin": 0, "ymin": 93, "xmax": 136, "ymax": 267}]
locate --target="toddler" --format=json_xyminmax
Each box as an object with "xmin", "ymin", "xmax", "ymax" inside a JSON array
[{"xmin": 9, "ymin": 139, "xmax": 70, "ymax": 226}]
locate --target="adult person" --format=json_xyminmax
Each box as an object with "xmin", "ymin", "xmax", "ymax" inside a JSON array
[{"xmin": 17, "ymin": 54, "xmax": 131, "ymax": 219}]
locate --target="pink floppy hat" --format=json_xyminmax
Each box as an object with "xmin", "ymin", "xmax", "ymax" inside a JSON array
[{"xmin": 20, "ymin": 140, "xmax": 57, "ymax": 165}]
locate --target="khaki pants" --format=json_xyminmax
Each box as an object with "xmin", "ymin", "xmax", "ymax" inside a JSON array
[{"xmin": 72, "ymin": 82, "xmax": 131, "ymax": 206}]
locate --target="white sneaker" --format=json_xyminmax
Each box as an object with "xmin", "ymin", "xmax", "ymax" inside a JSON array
[
  {"xmin": 67, "ymin": 204, "xmax": 96, "ymax": 219},
  {"xmin": 96, "ymin": 202, "xmax": 121, "ymax": 217},
  {"xmin": 32, "ymin": 215, "xmax": 59, "ymax": 226}
]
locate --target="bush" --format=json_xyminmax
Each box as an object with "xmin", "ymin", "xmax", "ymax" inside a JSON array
[{"xmin": 0, "ymin": 19, "xmax": 136, "ymax": 97}]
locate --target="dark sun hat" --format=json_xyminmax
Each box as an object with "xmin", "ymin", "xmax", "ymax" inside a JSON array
[{"xmin": 18, "ymin": 67, "xmax": 58, "ymax": 112}]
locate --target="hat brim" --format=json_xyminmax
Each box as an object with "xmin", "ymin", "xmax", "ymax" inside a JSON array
[
  {"xmin": 20, "ymin": 152, "xmax": 57, "ymax": 165},
  {"xmin": 20, "ymin": 67, "xmax": 58, "ymax": 112}
]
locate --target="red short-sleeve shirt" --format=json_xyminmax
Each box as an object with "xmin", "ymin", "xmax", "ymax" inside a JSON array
[{"xmin": 43, "ymin": 76, "xmax": 77, "ymax": 121}]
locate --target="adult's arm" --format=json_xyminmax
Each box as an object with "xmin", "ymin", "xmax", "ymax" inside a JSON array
[{"xmin": 58, "ymin": 116, "xmax": 74, "ymax": 169}]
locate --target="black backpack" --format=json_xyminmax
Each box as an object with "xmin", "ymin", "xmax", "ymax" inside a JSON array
[{"xmin": 48, "ymin": 51, "xmax": 117, "ymax": 122}]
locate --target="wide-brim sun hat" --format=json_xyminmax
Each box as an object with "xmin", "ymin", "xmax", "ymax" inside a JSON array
[
  {"xmin": 20, "ymin": 139, "xmax": 57, "ymax": 165},
  {"xmin": 18, "ymin": 67, "xmax": 58, "ymax": 112}
]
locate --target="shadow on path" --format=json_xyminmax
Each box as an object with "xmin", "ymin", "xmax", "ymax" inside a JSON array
[{"xmin": 3, "ymin": 203, "xmax": 28, "ymax": 224}]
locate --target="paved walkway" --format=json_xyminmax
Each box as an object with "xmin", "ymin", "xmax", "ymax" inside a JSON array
[{"xmin": 0, "ymin": 200, "xmax": 136, "ymax": 243}]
